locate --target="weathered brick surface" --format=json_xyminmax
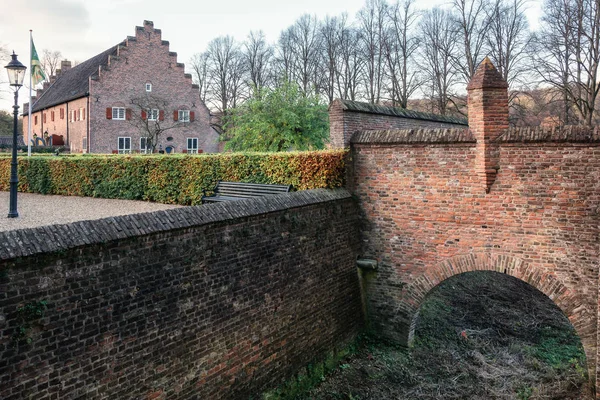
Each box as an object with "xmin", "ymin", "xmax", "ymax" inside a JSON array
[
  {"xmin": 351, "ymin": 136, "xmax": 600, "ymax": 391},
  {"xmin": 0, "ymin": 189, "xmax": 362, "ymax": 399},
  {"xmin": 467, "ymin": 57, "xmax": 509, "ymax": 192}
]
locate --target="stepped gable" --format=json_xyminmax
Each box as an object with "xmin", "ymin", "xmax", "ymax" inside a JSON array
[
  {"xmin": 31, "ymin": 46, "xmax": 119, "ymax": 113},
  {"xmin": 466, "ymin": 57, "xmax": 508, "ymax": 90},
  {"xmin": 337, "ymin": 99, "xmax": 468, "ymax": 126}
]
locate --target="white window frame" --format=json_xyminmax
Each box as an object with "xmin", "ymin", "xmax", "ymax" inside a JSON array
[
  {"xmin": 112, "ymin": 107, "xmax": 126, "ymax": 120},
  {"xmin": 147, "ymin": 109, "xmax": 159, "ymax": 121},
  {"xmin": 79, "ymin": 108, "xmax": 84, "ymax": 121},
  {"xmin": 187, "ymin": 137, "xmax": 199, "ymax": 154},
  {"xmin": 178, "ymin": 110, "xmax": 190, "ymax": 122},
  {"xmin": 140, "ymin": 137, "xmax": 151, "ymax": 154},
  {"xmin": 146, "ymin": 83, "xmax": 152, "ymax": 92},
  {"xmin": 118, "ymin": 137, "xmax": 131, "ymax": 154}
]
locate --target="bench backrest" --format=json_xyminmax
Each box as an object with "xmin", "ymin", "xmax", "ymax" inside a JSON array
[{"xmin": 214, "ymin": 181, "xmax": 292, "ymax": 198}]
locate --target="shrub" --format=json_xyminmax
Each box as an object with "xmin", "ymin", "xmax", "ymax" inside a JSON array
[{"xmin": 0, "ymin": 150, "xmax": 347, "ymax": 205}]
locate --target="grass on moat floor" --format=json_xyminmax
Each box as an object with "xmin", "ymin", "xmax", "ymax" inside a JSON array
[{"xmin": 266, "ymin": 271, "xmax": 589, "ymax": 400}]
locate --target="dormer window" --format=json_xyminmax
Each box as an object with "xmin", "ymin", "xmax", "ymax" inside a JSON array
[{"xmin": 146, "ymin": 83, "xmax": 152, "ymax": 92}]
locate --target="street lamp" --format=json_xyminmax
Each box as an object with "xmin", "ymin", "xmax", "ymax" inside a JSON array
[{"xmin": 4, "ymin": 52, "xmax": 26, "ymax": 218}]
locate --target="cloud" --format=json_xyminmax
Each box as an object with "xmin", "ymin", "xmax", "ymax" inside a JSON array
[{"xmin": 0, "ymin": 0, "xmax": 90, "ymax": 44}]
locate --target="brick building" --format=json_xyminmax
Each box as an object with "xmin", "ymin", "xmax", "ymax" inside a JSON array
[{"xmin": 23, "ymin": 20, "xmax": 219, "ymax": 154}]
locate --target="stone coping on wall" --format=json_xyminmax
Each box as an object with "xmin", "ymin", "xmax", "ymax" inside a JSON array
[
  {"xmin": 351, "ymin": 128, "xmax": 475, "ymax": 145},
  {"xmin": 0, "ymin": 188, "xmax": 352, "ymax": 261},
  {"xmin": 497, "ymin": 126, "xmax": 600, "ymax": 143},
  {"xmin": 335, "ymin": 99, "xmax": 469, "ymax": 126}
]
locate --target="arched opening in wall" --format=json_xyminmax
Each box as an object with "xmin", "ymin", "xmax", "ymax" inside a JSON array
[{"xmin": 409, "ymin": 271, "xmax": 588, "ymax": 399}]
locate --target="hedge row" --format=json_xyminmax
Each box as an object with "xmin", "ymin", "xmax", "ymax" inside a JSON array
[{"xmin": 0, "ymin": 150, "xmax": 347, "ymax": 205}]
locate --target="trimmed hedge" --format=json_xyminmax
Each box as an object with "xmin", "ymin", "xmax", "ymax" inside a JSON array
[{"xmin": 0, "ymin": 150, "xmax": 347, "ymax": 205}]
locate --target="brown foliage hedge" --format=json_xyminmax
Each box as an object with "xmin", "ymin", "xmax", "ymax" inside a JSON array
[{"xmin": 0, "ymin": 150, "xmax": 347, "ymax": 205}]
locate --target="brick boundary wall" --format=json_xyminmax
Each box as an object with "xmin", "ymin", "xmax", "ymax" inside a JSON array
[
  {"xmin": 349, "ymin": 128, "xmax": 600, "ymax": 395},
  {"xmin": 329, "ymin": 99, "xmax": 468, "ymax": 149},
  {"xmin": 0, "ymin": 189, "xmax": 363, "ymax": 399}
]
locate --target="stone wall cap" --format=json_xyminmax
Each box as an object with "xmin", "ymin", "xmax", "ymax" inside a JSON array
[
  {"xmin": 351, "ymin": 128, "xmax": 475, "ymax": 144},
  {"xmin": 331, "ymin": 99, "xmax": 468, "ymax": 126},
  {"xmin": 497, "ymin": 125, "xmax": 600, "ymax": 143},
  {"xmin": 0, "ymin": 189, "xmax": 352, "ymax": 261}
]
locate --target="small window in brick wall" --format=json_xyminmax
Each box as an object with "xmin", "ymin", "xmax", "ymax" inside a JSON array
[
  {"xmin": 43, "ymin": 113, "xmax": 46, "ymax": 124},
  {"xmin": 175, "ymin": 110, "xmax": 194, "ymax": 122},
  {"xmin": 146, "ymin": 83, "xmax": 152, "ymax": 92},
  {"xmin": 107, "ymin": 107, "xmax": 130, "ymax": 120},
  {"xmin": 34, "ymin": 115, "xmax": 38, "ymax": 125},
  {"xmin": 51, "ymin": 111, "xmax": 55, "ymax": 122},
  {"xmin": 60, "ymin": 108, "xmax": 64, "ymax": 120}
]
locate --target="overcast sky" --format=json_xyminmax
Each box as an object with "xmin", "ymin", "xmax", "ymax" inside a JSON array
[{"xmin": 0, "ymin": 0, "xmax": 543, "ymax": 112}]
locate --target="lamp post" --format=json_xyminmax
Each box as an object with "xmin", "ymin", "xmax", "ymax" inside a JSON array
[{"xmin": 4, "ymin": 52, "xmax": 26, "ymax": 218}]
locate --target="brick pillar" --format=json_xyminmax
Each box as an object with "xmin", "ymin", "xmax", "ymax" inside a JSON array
[
  {"xmin": 329, "ymin": 99, "xmax": 348, "ymax": 149},
  {"xmin": 466, "ymin": 57, "xmax": 508, "ymax": 193}
]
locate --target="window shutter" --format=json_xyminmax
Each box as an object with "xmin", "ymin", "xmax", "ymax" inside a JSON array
[
  {"xmin": 173, "ymin": 110, "xmax": 178, "ymax": 121},
  {"xmin": 106, "ymin": 108, "xmax": 112, "ymax": 119},
  {"xmin": 61, "ymin": 108, "xmax": 64, "ymax": 119},
  {"xmin": 159, "ymin": 110, "xmax": 164, "ymax": 121},
  {"xmin": 141, "ymin": 110, "xmax": 147, "ymax": 120},
  {"xmin": 190, "ymin": 111, "xmax": 195, "ymax": 122},
  {"xmin": 126, "ymin": 108, "xmax": 132, "ymax": 120},
  {"xmin": 43, "ymin": 114, "xmax": 46, "ymax": 123},
  {"xmin": 83, "ymin": 108, "xmax": 86, "ymax": 120}
]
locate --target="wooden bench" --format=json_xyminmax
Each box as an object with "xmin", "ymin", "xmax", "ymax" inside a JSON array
[{"xmin": 202, "ymin": 181, "xmax": 292, "ymax": 203}]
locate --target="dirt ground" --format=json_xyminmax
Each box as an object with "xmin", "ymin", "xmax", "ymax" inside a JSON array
[{"xmin": 305, "ymin": 272, "xmax": 589, "ymax": 400}]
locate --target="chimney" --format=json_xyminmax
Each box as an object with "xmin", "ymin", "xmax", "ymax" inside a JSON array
[
  {"xmin": 50, "ymin": 75, "xmax": 56, "ymax": 84},
  {"xmin": 60, "ymin": 60, "xmax": 72, "ymax": 73},
  {"xmin": 466, "ymin": 57, "xmax": 508, "ymax": 193},
  {"xmin": 36, "ymin": 89, "xmax": 43, "ymax": 98}
]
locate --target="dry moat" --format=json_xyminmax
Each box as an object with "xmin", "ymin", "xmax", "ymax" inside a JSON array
[{"xmin": 302, "ymin": 272, "xmax": 588, "ymax": 400}]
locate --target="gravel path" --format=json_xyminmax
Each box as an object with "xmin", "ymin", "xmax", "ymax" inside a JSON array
[{"xmin": 0, "ymin": 192, "xmax": 184, "ymax": 232}]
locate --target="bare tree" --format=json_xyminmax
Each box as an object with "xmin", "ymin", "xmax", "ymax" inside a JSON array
[
  {"xmin": 243, "ymin": 31, "xmax": 273, "ymax": 93},
  {"xmin": 189, "ymin": 52, "xmax": 210, "ymax": 103},
  {"xmin": 357, "ymin": 0, "xmax": 388, "ymax": 104},
  {"xmin": 41, "ymin": 49, "xmax": 63, "ymax": 79},
  {"xmin": 451, "ymin": 0, "xmax": 490, "ymax": 83},
  {"xmin": 486, "ymin": 0, "xmax": 531, "ymax": 87},
  {"xmin": 532, "ymin": 0, "xmax": 600, "ymax": 125},
  {"xmin": 205, "ymin": 36, "xmax": 245, "ymax": 112},
  {"xmin": 382, "ymin": 0, "xmax": 421, "ymax": 107},
  {"xmin": 419, "ymin": 7, "xmax": 459, "ymax": 115},
  {"xmin": 128, "ymin": 94, "xmax": 187, "ymax": 152},
  {"xmin": 338, "ymin": 27, "xmax": 363, "ymax": 101},
  {"xmin": 319, "ymin": 14, "xmax": 348, "ymax": 103},
  {"xmin": 274, "ymin": 27, "xmax": 294, "ymax": 82},
  {"xmin": 287, "ymin": 14, "xmax": 322, "ymax": 95}
]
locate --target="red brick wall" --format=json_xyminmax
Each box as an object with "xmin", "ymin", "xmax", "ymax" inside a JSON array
[
  {"xmin": 351, "ymin": 136, "xmax": 600, "ymax": 391},
  {"xmin": 0, "ymin": 190, "xmax": 362, "ymax": 399},
  {"xmin": 22, "ymin": 98, "xmax": 86, "ymax": 148},
  {"xmin": 90, "ymin": 21, "xmax": 218, "ymax": 154}
]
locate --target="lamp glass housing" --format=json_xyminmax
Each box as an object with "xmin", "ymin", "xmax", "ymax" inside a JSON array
[{"xmin": 5, "ymin": 52, "xmax": 26, "ymax": 87}]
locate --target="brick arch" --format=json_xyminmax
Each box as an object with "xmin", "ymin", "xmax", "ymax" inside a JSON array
[{"xmin": 403, "ymin": 253, "xmax": 590, "ymax": 368}]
